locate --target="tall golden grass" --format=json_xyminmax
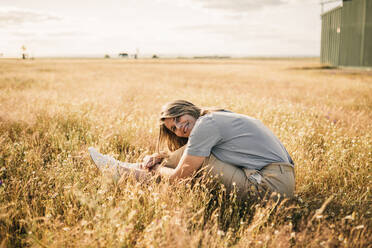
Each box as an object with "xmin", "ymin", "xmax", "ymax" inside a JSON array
[{"xmin": 0, "ymin": 58, "xmax": 371, "ymax": 247}]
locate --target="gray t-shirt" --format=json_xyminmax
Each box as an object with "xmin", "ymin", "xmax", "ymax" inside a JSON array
[{"xmin": 185, "ymin": 111, "xmax": 294, "ymax": 170}]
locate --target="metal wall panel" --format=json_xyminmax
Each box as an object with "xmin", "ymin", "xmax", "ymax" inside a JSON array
[
  {"xmin": 321, "ymin": 0, "xmax": 371, "ymax": 67},
  {"xmin": 321, "ymin": 7, "xmax": 342, "ymax": 65},
  {"xmin": 363, "ymin": 0, "xmax": 372, "ymax": 66},
  {"xmin": 321, "ymin": 13, "xmax": 328, "ymax": 63},
  {"xmin": 333, "ymin": 8, "xmax": 342, "ymax": 65},
  {"xmin": 321, "ymin": 13, "xmax": 329, "ymax": 63},
  {"xmin": 339, "ymin": 0, "xmax": 365, "ymax": 66}
]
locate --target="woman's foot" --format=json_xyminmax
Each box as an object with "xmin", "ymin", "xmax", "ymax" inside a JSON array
[
  {"xmin": 88, "ymin": 147, "xmax": 142, "ymax": 181},
  {"xmin": 88, "ymin": 147, "xmax": 121, "ymax": 180}
]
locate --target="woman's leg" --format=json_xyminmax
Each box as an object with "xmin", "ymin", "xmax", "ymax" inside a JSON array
[
  {"xmin": 88, "ymin": 146, "xmax": 187, "ymax": 183},
  {"xmin": 201, "ymin": 155, "xmax": 250, "ymax": 197},
  {"xmin": 162, "ymin": 145, "xmax": 187, "ymax": 169},
  {"xmin": 201, "ymin": 155, "xmax": 295, "ymax": 199},
  {"xmin": 89, "ymin": 147, "xmax": 149, "ymax": 182},
  {"xmin": 259, "ymin": 163, "xmax": 295, "ymax": 197},
  {"xmin": 163, "ymin": 148, "xmax": 257, "ymax": 198}
]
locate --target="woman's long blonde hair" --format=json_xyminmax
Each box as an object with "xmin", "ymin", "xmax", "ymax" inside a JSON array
[{"xmin": 158, "ymin": 100, "xmax": 223, "ymax": 152}]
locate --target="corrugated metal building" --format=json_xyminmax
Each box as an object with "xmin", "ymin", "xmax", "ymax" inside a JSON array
[{"xmin": 321, "ymin": 0, "xmax": 372, "ymax": 67}]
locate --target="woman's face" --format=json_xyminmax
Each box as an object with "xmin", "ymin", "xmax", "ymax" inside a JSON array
[{"xmin": 163, "ymin": 114, "xmax": 196, "ymax": 138}]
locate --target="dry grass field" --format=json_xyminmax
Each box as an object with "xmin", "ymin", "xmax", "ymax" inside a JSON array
[{"xmin": 0, "ymin": 58, "xmax": 371, "ymax": 247}]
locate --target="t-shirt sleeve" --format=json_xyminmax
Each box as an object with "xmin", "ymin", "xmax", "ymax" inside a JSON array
[{"xmin": 186, "ymin": 116, "xmax": 222, "ymax": 157}]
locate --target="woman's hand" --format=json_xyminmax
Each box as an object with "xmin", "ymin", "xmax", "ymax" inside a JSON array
[{"xmin": 142, "ymin": 152, "xmax": 168, "ymax": 171}]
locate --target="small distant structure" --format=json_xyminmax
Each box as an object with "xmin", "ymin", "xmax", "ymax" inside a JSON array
[
  {"xmin": 118, "ymin": 52, "xmax": 128, "ymax": 58},
  {"xmin": 104, "ymin": 54, "xmax": 110, "ymax": 59},
  {"xmin": 119, "ymin": 48, "xmax": 140, "ymax": 59},
  {"xmin": 21, "ymin": 45, "xmax": 28, "ymax": 59},
  {"xmin": 321, "ymin": 0, "xmax": 372, "ymax": 67},
  {"xmin": 152, "ymin": 54, "xmax": 159, "ymax": 59},
  {"xmin": 134, "ymin": 48, "xmax": 139, "ymax": 59}
]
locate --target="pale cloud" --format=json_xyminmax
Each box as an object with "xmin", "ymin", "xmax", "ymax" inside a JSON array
[
  {"xmin": 157, "ymin": 0, "xmax": 297, "ymax": 13},
  {"xmin": 193, "ymin": 0, "xmax": 286, "ymax": 12},
  {"xmin": 9, "ymin": 30, "xmax": 88, "ymax": 38},
  {"xmin": 177, "ymin": 23, "xmax": 309, "ymax": 43},
  {"xmin": 0, "ymin": 7, "xmax": 95, "ymax": 40},
  {"xmin": 174, "ymin": 0, "xmax": 321, "ymax": 56},
  {"xmin": 0, "ymin": 7, "xmax": 62, "ymax": 27}
]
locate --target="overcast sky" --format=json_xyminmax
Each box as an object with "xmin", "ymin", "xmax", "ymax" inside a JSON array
[{"xmin": 0, "ymin": 0, "xmax": 342, "ymax": 58}]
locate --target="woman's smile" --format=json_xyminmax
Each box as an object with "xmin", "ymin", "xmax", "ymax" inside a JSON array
[{"xmin": 183, "ymin": 122, "xmax": 189, "ymax": 134}]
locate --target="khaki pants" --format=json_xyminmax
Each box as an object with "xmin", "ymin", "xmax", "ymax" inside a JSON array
[{"xmin": 164, "ymin": 146, "xmax": 295, "ymax": 198}]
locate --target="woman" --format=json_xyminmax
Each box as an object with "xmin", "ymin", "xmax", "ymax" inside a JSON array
[{"xmin": 89, "ymin": 100, "xmax": 295, "ymax": 199}]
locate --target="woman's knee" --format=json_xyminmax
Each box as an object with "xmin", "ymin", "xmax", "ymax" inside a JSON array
[
  {"xmin": 164, "ymin": 145, "xmax": 187, "ymax": 168},
  {"xmin": 202, "ymin": 156, "xmax": 247, "ymax": 193},
  {"xmin": 260, "ymin": 164, "xmax": 295, "ymax": 197}
]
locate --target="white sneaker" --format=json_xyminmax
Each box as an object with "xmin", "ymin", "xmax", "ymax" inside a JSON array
[
  {"xmin": 88, "ymin": 147, "xmax": 121, "ymax": 181},
  {"xmin": 88, "ymin": 147, "xmax": 141, "ymax": 181}
]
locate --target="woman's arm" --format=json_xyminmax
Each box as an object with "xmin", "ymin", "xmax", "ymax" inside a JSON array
[{"xmin": 159, "ymin": 152, "xmax": 205, "ymax": 181}]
